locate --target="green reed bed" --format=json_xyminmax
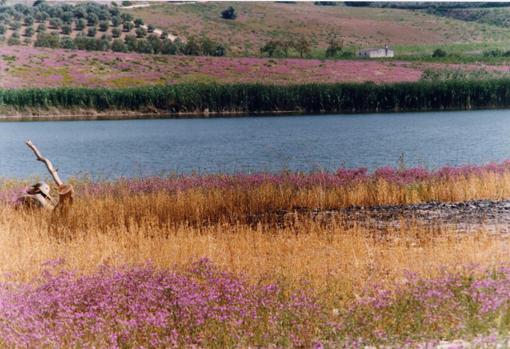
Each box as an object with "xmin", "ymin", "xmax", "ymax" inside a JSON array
[{"xmin": 3, "ymin": 79, "xmax": 510, "ymax": 116}]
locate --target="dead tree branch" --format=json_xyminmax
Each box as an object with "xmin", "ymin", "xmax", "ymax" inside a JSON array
[{"xmin": 25, "ymin": 139, "xmax": 64, "ymax": 187}]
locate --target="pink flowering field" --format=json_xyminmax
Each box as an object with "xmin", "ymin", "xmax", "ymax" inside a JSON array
[
  {"xmin": 1, "ymin": 46, "xmax": 510, "ymax": 88},
  {"xmin": 3, "ymin": 160, "xmax": 510, "ymax": 205},
  {"xmin": 2, "ymin": 259, "xmax": 510, "ymax": 347}
]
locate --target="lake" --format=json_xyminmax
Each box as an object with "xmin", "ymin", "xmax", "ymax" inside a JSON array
[{"xmin": 2, "ymin": 110, "xmax": 510, "ymax": 179}]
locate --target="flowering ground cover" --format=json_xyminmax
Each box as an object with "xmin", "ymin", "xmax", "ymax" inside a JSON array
[
  {"xmin": 4, "ymin": 258, "xmax": 510, "ymax": 347},
  {"xmin": 76, "ymin": 159, "xmax": 510, "ymax": 196},
  {"xmin": 2, "ymin": 46, "xmax": 510, "ymax": 89},
  {"xmin": 0, "ymin": 259, "xmax": 321, "ymax": 348},
  {"xmin": 58, "ymin": 159, "xmax": 510, "ymax": 210}
]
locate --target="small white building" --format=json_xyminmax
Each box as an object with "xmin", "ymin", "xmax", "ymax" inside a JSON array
[{"xmin": 357, "ymin": 45, "xmax": 394, "ymax": 58}]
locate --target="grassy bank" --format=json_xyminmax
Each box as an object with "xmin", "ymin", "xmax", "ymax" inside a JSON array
[
  {"xmin": 3, "ymin": 169, "xmax": 510, "ymax": 346},
  {"xmin": 3, "ymin": 79, "xmax": 510, "ymax": 117},
  {"xmin": 4, "ymin": 161, "xmax": 510, "ymax": 224}
]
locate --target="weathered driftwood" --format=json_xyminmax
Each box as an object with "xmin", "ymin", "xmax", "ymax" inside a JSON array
[
  {"xmin": 25, "ymin": 140, "xmax": 74, "ymax": 210},
  {"xmin": 25, "ymin": 139, "xmax": 63, "ymax": 186}
]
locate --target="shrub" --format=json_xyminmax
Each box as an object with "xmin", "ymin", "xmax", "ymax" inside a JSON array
[
  {"xmin": 160, "ymin": 38, "xmax": 176, "ymax": 54},
  {"xmin": 111, "ymin": 38, "xmax": 126, "ymax": 52},
  {"xmin": 183, "ymin": 36, "xmax": 200, "ymax": 55},
  {"xmin": 147, "ymin": 24, "xmax": 155, "ymax": 33},
  {"xmin": 344, "ymin": 1, "xmax": 372, "ymax": 5},
  {"xmin": 87, "ymin": 26, "xmax": 96, "ymax": 37},
  {"xmin": 432, "ymin": 48, "xmax": 447, "ymax": 58},
  {"xmin": 293, "ymin": 36, "xmax": 310, "ymax": 58},
  {"xmin": 111, "ymin": 16, "xmax": 121, "ymax": 27},
  {"xmin": 147, "ymin": 34, "xmax": 161, "ymax": 52},
  {"xmin": 34, "ymin": 32, "xmax": 59, "ymax": 48},
  {"xmin": 260, "ymin": 40, "xmax": 291, "ymax": 57},
  {"xmin": 160, "ymin": 31, "xmax": 168, "ymax": 40},
  {"xmin": 325, "ymin": 37, "xmax": 343, "ymax": 57},
  {"xmin": 97, "ymin": 38, "xmax": 110, "ymax": 51},
  {"xmin": 135, "ymin": 38, "xmax": 153, "ymax": 54},
  {"xmin": 87, "ymin": 13, "xmax": 98, "ymax": 26},
  {"xmin": 124, "ymin": 34, "xmax": 137, "ymax": 51},
  {"xmin": 24, "ymin": 26, "xmax": 34, "ymax": 37},
  {"xmin": 0, "ymin": 25, "xmax": 5, "ymax": 35},
  {"xmin": 97, "ymin": 9, "xmax": 111, "ymax": 21},
  {"xmin": 134, "ymin": 18, "xmax": 144, "ymax": 27},
  {"xmin": 200, "ymin": 36, "xmax": 226, "ymax": 56},
  {"xmin": 60, "ymin": 36, "xmax": 75, "ymax": 49},
  {"xmin": 49, "ymin": 17, "xmax": 62, "ymax": 29},
  {"xmin": 135, "ymin": 26, "xmax": 146, "ymax": 38},
  {"xmin": 123, "ymin": 21, "xmax": 133, "ymax": 32},
  {"xmin": 73, "ymin": 34, "xmax": 96, "ymax": 50},
  {"xmin": 73, "ymin": 7, "xmax": 87, "ymax": 19},
  {"xmin": 24, "ymin": 16, "xmax": 33, "ymax": 26},
  {"xmin": 34, "ymin": 11, "xmax": 48, "ymax": 23},
  {"xmin": 36, "ymin": 23, "xmax": 46, "ymax": 33},
  {"xmin": 61, "ymin": 11, "xmax": 73, "ymax": 24},
  {"xmin": 7, "ymin": 33, "xmax": 20, "ymax": 45},
  {"xmin": 10, "ymin": 21, "xmax": 21, "ymax": 30},
  {"xmin": 111, "ymin": 27, "xmax": 121, "ymax": 38},
  {"xmin": 75, "ymin": 18, "xmax": 86, "ymax": 31},
  {"xmin": 109, "ymin": 5, "xmax": 120, "ymax": 16},
  {"xmin": 121, "ymin": 0, "xmax": 132, "ymax": 6},
  {"xmin": 121, "ymin": 13, "xmax": 133, "ymax": 23},
  {"xmin": 61, "ymin": 24, "xmax": 72, "ymax": 35},
  {"xmin": 99, "ymin": 20, "xmax": 109, "ymax": 32},
  {"xmin": 221, "ymin": 6, "xmax": 236, "ymax": 19}
]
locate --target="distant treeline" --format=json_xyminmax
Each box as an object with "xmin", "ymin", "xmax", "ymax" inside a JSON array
[{"xmin": 3, "ymin": 80, "xmax": 510, "ymax": 114}]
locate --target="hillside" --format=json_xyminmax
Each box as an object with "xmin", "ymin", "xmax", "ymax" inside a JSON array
[
  {"xmin": 0, "ymin": 1, "xmax": 509, "ymax": 90},
  {"xmin": 432, "ymin": 7, "xmax": 510, "ymax": 28},
  {"xmin": 124, "ymin": 1, "xmax": 510, "ymax": 56},
  {"xmin": 1, "ymin": 46, "xmax": 510, "ymax": 89}
]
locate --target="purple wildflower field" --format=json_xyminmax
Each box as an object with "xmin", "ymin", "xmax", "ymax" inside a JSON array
[
  {"xmin": 3, "ymin": 259, "xmax": 510, "ymax": 347},
  {"xmin": 2, "ymin": 46, "xmax": 510, "ymax": 88},
  {"xmin": 0, "ymin": 259, "xmax": 322, "ymax": 348},
  {"xmin": 341, "ymin": 265, "xmax": 510, "ymax": 348},
  {"xmin": 76, "ymin": 160, "xmax": 510, "ymax": 197},
  {"xmin": 2, "ymin": 160, "xmax": 510, "ymax": 204}
]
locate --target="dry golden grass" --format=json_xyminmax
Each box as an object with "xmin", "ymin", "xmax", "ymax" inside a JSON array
[
  {"xmin": 3, "ymin": 170, "xmax": 503, "ymax": 229},
  {"xmin": 2, "ymin": 188, "xmax": 510, "ymax": 305}
]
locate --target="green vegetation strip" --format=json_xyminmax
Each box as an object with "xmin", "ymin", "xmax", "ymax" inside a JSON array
[{"xmin": 3, "ymin": 80, "xmax": 510, "ymax": 114}]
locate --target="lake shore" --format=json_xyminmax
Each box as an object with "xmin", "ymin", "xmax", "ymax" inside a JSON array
[
  {"xmin": 2, "ymin": 105, "xmax": 510, "ymax": 122},
  {"xmin": 0, "ymin": 107, "xmax": 304, "ymax": 121},
  {"xmin": 2, "ymin": 80, "xmax": 510, "ymax": 121}
]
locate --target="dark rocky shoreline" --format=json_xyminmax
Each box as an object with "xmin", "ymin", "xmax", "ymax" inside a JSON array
[{"xmin": 277, "ymin": 199, "xmax": 510, "ymax": 233}]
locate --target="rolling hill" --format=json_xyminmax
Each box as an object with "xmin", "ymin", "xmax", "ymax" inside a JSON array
[{"xmin": 124, "ymin": 1, "xmax": 510, "ymax": 56}]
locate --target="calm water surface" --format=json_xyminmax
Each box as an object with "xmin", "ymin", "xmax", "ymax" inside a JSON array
[{"xmin": 2, "ymin": 110, "xmax": 510, "ymax": 179}]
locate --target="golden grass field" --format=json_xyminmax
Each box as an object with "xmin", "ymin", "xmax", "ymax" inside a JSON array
[
  {"xmin": 4, "ymin": 168, "xmax": 510, "ymax": 347},
  {"xmin": 3, "ymin": 170, "xmax": 510, "ymax": 299}
]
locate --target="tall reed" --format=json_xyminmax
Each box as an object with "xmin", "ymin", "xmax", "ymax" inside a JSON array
[{"xmin": 4, "ymin": 79, "xmax": 510, "ymax": 114}]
